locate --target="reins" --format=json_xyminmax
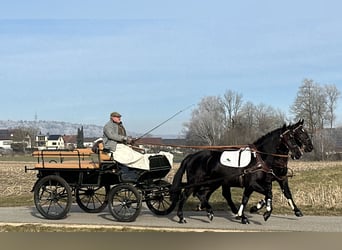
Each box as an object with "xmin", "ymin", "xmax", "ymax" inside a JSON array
[{"xmin": 134, "ymin": 142, "xmax": 290, "ymax": 158}]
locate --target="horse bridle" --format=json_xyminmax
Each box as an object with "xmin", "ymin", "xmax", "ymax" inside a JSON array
[
  {"xmin": 292, "ymin": 125, "xmax": 313, "ymax": 152},
  {"xmin": 254, "ymin": 129, "xmax": 301, "ymax": 158},
  {"xmin": 279, "ymin": 129, "xmax": 303, "ymax": 159},
  {"xmin": 245, "ymin": 129, "xmax": 300, "ymax": 181}
]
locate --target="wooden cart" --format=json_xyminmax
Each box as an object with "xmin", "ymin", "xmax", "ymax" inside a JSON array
[{"xmin": 25, "ymin": 144, "xmax": 176, "ymax": 222}]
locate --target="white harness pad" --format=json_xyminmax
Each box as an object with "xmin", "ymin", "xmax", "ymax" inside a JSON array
[{"xmin": 220, "ymin": 147, "xmax": 253, "ymax": 168}]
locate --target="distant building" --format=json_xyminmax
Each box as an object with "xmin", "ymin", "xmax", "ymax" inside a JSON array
[
  {"xmin": 0, "ymin": 129, "xmax": 14, "ymax": 149},
  {"xmin": 0, "ymin": 129, "xmax": 32, "ymax": 151},
  {"xmin": 36, "ymin": 134, "xmax": 48, "ymax": 150},
  {"xmin": 63, "ymin": 135, "xmax": 77, "ymax": 150},
  {"xmin": 35, "ymin": 134, "xmax": 65, "ymax": 150},
  {"xmin": 134, "ymin": 137, "xmax": 188, "ymax": 154},
  {"xmin": 83, "ymin": 137, "xmax": 99, "ymax": 148},
  {"xmin": 46, "ymin": 135, "xmax": 65, "ymax": 149}
]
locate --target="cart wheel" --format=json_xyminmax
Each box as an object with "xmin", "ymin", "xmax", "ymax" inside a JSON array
[
  {"xmin": 145, "ymin": 180, "xmax": 177, "ymax": 215},
  {"xmin": 108, "ymin": 183, "xmax": 142, "ymax": 222},
  {"xmin": 76, "ymin": 185, "xmax": 109, "ymax": 213},
  {"xmin": 33, "ymin": 175, "xmax": 72, "ymax": 220}
]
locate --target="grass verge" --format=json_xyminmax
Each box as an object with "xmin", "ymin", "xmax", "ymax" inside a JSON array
[{"xmin": 1, "ymin": 160, "xmax": 341, "ymax": 215}]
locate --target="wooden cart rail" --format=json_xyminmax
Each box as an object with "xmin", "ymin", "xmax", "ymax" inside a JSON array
[
  {"xmin": 34, "ymin": 161, "xmax": 99, "ymax": 169},
  {"xmin": 32, "ymin": 148, "xmax": 93, "ymax": 157},
  {"xmin": 32, "ymin": 146, "xmax": 111, "ymax": 169}
]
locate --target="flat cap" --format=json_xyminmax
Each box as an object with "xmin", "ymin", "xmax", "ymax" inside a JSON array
[{"xmin": 110, "ymin": 112, "xmax": 122, "ymax": 117}]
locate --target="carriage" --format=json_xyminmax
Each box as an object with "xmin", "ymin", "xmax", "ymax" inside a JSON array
[
  {"xmin": 25, "ymin": 143, "xmax": 176, "ymax": 222},
  {"xmin": 25, "ymin": 120, "xmax": 312, "ymax": 225}
]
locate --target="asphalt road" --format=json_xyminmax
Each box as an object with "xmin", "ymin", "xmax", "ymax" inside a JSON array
[{"xmin": 0, "ymin": 205, "xmax": 341, "ymax": 232}]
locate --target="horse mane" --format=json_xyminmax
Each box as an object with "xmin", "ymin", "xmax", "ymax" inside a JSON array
[{"xmin": 252, "ymin": 124, "xmax": 287, "ymax": 146}]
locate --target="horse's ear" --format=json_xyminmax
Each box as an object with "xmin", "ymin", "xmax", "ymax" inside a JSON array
[
  {"xmin": 282, "ymin": 124, "xmax": 287, "ymax": 130},
  {"xmin": 300, "ymin": 119, "xmax": 304, "ymax": 125}
]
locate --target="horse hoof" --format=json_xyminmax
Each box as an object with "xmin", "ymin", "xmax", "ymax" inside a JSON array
[
  {"xmin": 178, "ymin": 219, "xmax": 187, "ymax": 224},
  {"xmin": 250, "ymin": 206, "xmax": 258, "ymax": 213},
  {"xmin": 263, "ymin": 212, "xmax": 271, "ymax": 221},
  {"xmin": 207, "ymin": 212, "xmax": 214, "ymax": 221},
  {"xmin": 195, "ymin": 204, "xmax": 202, "ymax": 211},
  {"xmin": 241, "ymin": 218, "xmax": 250, "ymax": 224},
  {"xmin": 294, "ymin": 210, "xmax": 303, "ymax": 217}
]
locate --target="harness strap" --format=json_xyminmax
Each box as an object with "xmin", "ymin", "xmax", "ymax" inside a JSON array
[{"xmin": 135, "ymin": 142, "xmax": 290, "ymax": 158}]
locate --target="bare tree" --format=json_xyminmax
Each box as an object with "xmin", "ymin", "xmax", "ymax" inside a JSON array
[
  {"xmin": 184, "ymin": 96, "xmax": 225, "ymax": 145},
  {"xmin": 291, "ymin": 79, "xmax": 327, "ymax": 136},
  {"xmin": 290, "ymin": 79, "xmax": 342, "ymax": 160},
  {"xmin": 254, "ymin": 104, "xmax": 285, "ymax": 135},
  {"xmin": 11, "ymin": 126, "xmax": 39, "ymax": 152},
  {"xmin": 222, "ymin": 90, "xmax": 243, "ymax": 129},
  {"xmin": 324, "ymin": 84, "xmax": 341, "ymax": 129}
]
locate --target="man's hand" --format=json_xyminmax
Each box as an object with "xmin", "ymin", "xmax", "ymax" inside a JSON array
[{"xmin": 126, "ymin": 136, "xmax": 134, "ymax": 145}]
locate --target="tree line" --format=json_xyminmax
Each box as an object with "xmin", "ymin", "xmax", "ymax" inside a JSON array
[{"xmin": 183, "ymin": 79, "xmax": 341, "ymax": 160}]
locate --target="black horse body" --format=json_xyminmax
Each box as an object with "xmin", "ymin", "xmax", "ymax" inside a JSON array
[
  {"xmin": 249, "ymin": 120, "xmax": 314, "ymax": 216},
  {"xmin": 171, "ymin": 124, "xmax": 302, "ymax": 224}
]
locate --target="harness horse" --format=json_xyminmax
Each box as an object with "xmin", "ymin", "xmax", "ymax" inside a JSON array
[
  {"xmin": 249, "ymin": 120, "xmax": 313, "ymax": 216},
  {"xmin": 171, "ymin": 123, "xmax": 304, "ymax": 224}
]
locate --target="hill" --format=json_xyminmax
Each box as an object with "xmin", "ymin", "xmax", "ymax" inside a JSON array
[
  {"xmin": 0, "ymin": 120, "xmax": 178, "ymax": 138},
  {"xmin": 0, "ymin": 120, "xmax": 103, "ymax": 138}
]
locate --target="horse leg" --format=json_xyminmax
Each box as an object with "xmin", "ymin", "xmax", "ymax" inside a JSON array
[
  {"xmin": 195, "ymin": 190, "xmax": 215, "ymax": 221},
  {"xmin": 262, "ymin": 180, "xmax": 273, "ymax": 221},
  {"xmin": 221, "ymin": 185, "xmax": 239, "ymax": 215},
  {"xmin": 237, "ymin": 188, "xmax": 254, "ymax": 224},
  {"xmin": 176, "ymin": 188, "xmax": 192, "ymax": 224},
  {"xmin": 250, "ymin": 199, "xmax": 266, "ymax": 213},
  {"xmin": 278, "ymin": 178, "xmax": 303, "ymax": 217}
]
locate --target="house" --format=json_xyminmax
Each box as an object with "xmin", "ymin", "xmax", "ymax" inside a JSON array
[
  {"xmin": 0, "ymin": 129, "xmax": 14, "ymax": 149},
  {"xmin": 83, "ymin": 137, "xmax": 99, "ymax": 148},
  {"xmin": 62, "ymin": 135, "xmax": 98, "ymax": 149},
  {"xmin": 0, "ymin": 129, "xmax": 33, "ymax": 151},
  {"xmin": 136, "ymin": 137, "xmax": 163, "ymax": 152},
  {"xmin": 35, "ymin": 134, "xmax": 65, "ymax": 150},
  {"xmin": 46, "ymin": 135, "xmax": 65, "ymax": 149},
  {"xmin": 162, "ymin": 138, "xmax": 188, "ymax": 153},
  {"xmin": 63, "ymin": 135, "xmax": 77, "ymax": 150},
  {"xmin": 36, "ymin": 134, "xmax": 48, "ymax": 150}
]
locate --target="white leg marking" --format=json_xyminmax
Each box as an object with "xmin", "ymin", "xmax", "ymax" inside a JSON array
[
  {"xmin": 266, "ymin": 199, "xmax": 272, "ymax": 212},
  {"xmin": 288, "ymin": 199, "xmax": 295, "ymax": 210},
  {"xmin": 238, "ymin": 205, "xmax": 244, "ymax": 217},
  {"xmin": 257, "ymin": 200, "xmax": 265, "ymax": 209}
]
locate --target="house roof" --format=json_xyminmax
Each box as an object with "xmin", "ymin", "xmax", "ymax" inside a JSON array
[
  {"xmin": 162, "ymin": 138, "xmax": 187, "ymax": 146},
  {"xmin": 48, "ymin": 135, "xmax": 63, "ymax": 140},
  {"xmin": 0, "ymin": 129, "xmax": 14, "ymax": 140},
  {"xmin": 136, "ymin": 137, "xmax": 163, "ymax": 145},
  {"xmin": 63, "ymin": 135, "xmax": 77, "ymax": 144},
  {"xmin": 84, "ymin": 137, "xmax": 100, "ymax": 143}
]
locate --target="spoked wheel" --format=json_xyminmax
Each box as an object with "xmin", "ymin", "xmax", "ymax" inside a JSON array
[
  {"xmin": 33, "ymin": 175, "xmax": 72, "ymax": 220},
  {"xmin": 75, "ymin": 185, "xmax": 110, "ymax": 213},
  {"xmin": 145, "ymin": 180, "xmax": 177, "ymax": 215},
  {"xmin": 108, "ymin": 183, "xmax": 142, "ymax": 222}
]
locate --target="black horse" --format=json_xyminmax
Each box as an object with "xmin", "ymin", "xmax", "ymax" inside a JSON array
[
  {"xmin": 249, "ymin": 119, "xmax": 313, "ymax": 216},
  {"xmin": 171, "ymin": 124, "xmax": 302, "ymax": 224},
  {"xmin": 186, "ymin": 120, "xmax": 313, "ymax": 221}
]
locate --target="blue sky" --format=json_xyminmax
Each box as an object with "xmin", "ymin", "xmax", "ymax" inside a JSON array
[{"xmin": 1, "ymin": 0, "xmax": 341, "ymax": 136}]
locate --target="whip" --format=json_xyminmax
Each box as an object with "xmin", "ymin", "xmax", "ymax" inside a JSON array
[{"xmin": 134, "ymin": 104, "xmax": 194, "ymax": 141}]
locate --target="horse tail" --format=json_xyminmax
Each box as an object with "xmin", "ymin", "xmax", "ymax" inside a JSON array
[{"xmin": 170, "ymin": 155, "xmax": 190, "ymax": 203}]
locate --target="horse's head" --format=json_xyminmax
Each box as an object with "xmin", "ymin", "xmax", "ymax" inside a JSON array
[
  {"xmin": 279, "ymin": 125, "xmax": 303, "ymax": 160},
  {"xmin": 253, "ymin": 124, "xmax": 302, "ymax": 160},
  {"xmin": 290, "ymin": 119, "xmax": 314, "ymax": 153}
]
